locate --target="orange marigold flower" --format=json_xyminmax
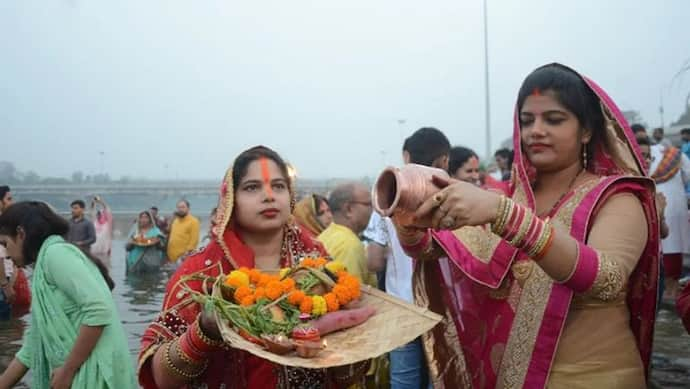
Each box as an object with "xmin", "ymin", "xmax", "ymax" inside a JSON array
[
  {"xmin": 248, "ymin": 269, "xmax": 262, "ymax": 284},
  {"xmin": 300, "ymin": 258, "xmax": 315, "ymax": 268},
  {"xmin": 233, "ymin": 286, "xmax": 253, "ymax": 302},
  {"xmin": 299, "ymin": 297, "xmax": 313, "ymax": 314},
  {"xmin": 238, "ymin": 267, "xmax": 252, "ymax": 275},
  {"xmin": 324, "ymin": 292, "xmax": 340, "ymax": 312},
  {"xmin": 266, "ymin": 281, "xmax": 284, "ymax": 300},
  {"xmin": 254, "ymin": 287, "xmax": 266, "ymax": 300},
  {"xmin": 240, "ymin": 295, "xmax": 255, "ymax": 307},
  {"xmin": 332, "ymin": 284, "xmax": 352, "ymax": 305},
  {"xmin": 280, "ymin": 278, "xmax": 296, "ymax": 293},
  {"xmin": 257, "ymin": 274, "xmax": 273, "ymax": 288},
  {"xmin": 315, "ymin": 257, "xmax": 328, "ymax": 266},
  {"xmin": 287, "ymin": 290, "xmax": 306, "ymax": 306}
]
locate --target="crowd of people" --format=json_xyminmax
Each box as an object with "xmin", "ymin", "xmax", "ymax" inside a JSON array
[{"xmin": 0, "ymin": 62, "xmax": 689, "ymax": 388}]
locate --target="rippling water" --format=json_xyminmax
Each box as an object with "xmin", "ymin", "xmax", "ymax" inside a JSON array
[{"xmin": 1, "ymin": 216, "xmax": 688, "ymax": 388}]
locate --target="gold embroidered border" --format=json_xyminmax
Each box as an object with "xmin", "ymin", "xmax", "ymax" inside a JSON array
[
  {"xmin": 584, "ymin": 252, "xmax": 625, "ymax": 301},
  {"xmin": 496, "ymin": 178, "xmax": 603, "ymax": 388}
]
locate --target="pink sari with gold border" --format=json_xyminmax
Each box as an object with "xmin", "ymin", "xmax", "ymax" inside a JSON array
[{"xmin": 414, "ymin": 64, "xmax": 659, "ymax": 389}]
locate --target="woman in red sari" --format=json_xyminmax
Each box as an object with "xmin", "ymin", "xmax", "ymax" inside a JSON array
[
  {"xmin": 138, "ymin": 146, "xmax": 365, "ymax": 388},
  {"xmin": 393, "ymin": 64, "xmax": 659, "ymax": 388}
]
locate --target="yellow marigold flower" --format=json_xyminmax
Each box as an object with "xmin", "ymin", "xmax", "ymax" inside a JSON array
[
  {"xmin": 225, "ymin": 270, "xmax": 250, "ymax": 288},
  {"xmin": 325, "ymin": 261, "xmax": 346, "ymax": 274},
  {"xmin": 311, "ymin": 295, "xmax": 327, "ymax": 316},
  {"xmin": 279, "ymin": 268, "xmax": 291, "ymax": 279}
]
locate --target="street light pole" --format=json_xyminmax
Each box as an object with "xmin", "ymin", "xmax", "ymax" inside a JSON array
[{"xmin": 483, "ymin": 0, "xmax": 492, "ymax": 159}]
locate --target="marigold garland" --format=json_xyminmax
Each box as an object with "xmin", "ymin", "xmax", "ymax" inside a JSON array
[{"xmin": 222, "ymin": 257, "xmax": 361, "ymax": 318}]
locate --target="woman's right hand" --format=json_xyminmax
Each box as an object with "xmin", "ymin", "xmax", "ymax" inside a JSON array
[{"xmin": 414, "ymin": 175, "xmax": 501, "ymax": 230}]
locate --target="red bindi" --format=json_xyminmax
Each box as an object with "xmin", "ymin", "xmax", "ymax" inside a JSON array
[{"xmin": 532, "ymin": 88, "xmax": 542, "ymax": 97}]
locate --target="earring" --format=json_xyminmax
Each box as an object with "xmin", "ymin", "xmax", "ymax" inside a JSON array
[{"xmin": 582, "ymin": 145, "xmax": 588, "ymax": 170}]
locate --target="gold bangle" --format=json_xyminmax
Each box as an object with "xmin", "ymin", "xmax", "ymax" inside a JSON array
[
  {"xmin": 163, "ymin": 342, "xmax": 207, "ymax": 379},
  {"xmin": 509, "ymin": 208, "xmax": 532, "ymax": 247},
  {"xmin": 173, "ymin": 339, "xmax": 205, "ymax": 367},
  {"xmin": 194, "ymin": 317, "xmax": 224, "ymax": 348},
  {"xmin": 527, "ymin": 221, "xmax": 551, "ymax": 258},
  {"xmin": 492, "ymin": 196, "xmax": 510, "ymax": 235}
]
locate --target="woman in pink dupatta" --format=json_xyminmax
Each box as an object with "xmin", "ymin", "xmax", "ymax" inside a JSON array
[{"xmin": 393, "ymin": 63, "xmax": 659, "ymax": 388}]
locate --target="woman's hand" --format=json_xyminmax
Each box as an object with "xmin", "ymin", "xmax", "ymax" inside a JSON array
[
  {"xmin": 199, "ymin": 307, "xmax": 223, "ymax": 341},
  {"xmin": 655, "ymin": 192, "xmax": 667, "ymax": 218},
  {"xmin": 415, "ymin": 175, "xmax": 502, "ymax": 230},
  {"xmin": 50, "ymin": 365, "xmax": 76, "ymax": 389}
]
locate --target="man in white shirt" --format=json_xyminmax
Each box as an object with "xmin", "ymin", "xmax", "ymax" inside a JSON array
[{"xmin": 365, "ymin": 127, "xmax": 450, "ymax": 389}]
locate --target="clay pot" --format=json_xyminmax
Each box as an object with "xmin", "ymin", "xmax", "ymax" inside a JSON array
[{"xmin": 373, "ymin": 164, "xmax": 449, "ymax": 226}]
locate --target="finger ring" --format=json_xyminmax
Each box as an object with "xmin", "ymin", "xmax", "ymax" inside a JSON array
[
  {"xmin": 442, "ymin": 215, "xmax": 455, "ymax": 229},
  {"xmin": 434, "ymin": 194, "xmax": 444, "ymax": 204}
]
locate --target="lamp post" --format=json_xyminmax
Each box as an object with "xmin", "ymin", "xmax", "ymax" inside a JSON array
[{"xmin": 482, "ymin": 0, "xmax": 492, "ymax": 160}]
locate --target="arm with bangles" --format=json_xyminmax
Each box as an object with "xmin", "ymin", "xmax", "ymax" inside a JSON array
[
  {"xmin": 147, "ymin": 308, "xmax": 368, "ymax": 389},
  {"xmin": 396, "ymin": 184, "xmax": 647, "ymax": 299}
]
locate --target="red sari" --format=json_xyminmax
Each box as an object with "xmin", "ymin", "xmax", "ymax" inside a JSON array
[{"xmin": 138, "ymin": 225, "xmax": 331, "ymax": 388}]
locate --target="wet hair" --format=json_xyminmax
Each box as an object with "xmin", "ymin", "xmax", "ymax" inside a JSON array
[
  {"xmin": 0, "ymin": 186, "xmax": 10, "ymax": 201},
  {"xmin": 232, "ymin": 146, "xmax": 290, "ymax": 191},
  {"xmin": 70, "ymin": 200, "xmax": 85, "ymax": 209},
  {"xmin": 402, "ymin": 127, "xmax": 451, "ymax": 167},
  {"xmin": 448, "ymin": 146, "xmax": 478, "ymax": 176},
  {"xmin": 517, "ymin": 64, "xmax": 606, "ymax": 167},
  {"xmin": 313, "ymin": 194, "xmax": 329, "ymax": 216},
  {"xmin": 0, "ymin": 201, "xmax": 114, "ymax": 290},
  {"xmin": 631, "ymin": 124, "xmax": 646, "ymax": 135}
]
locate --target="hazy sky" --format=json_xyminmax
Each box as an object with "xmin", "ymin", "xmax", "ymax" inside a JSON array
[{"xmin": 2, "ymin": 0, "xmax": 689, "ymax": 180}]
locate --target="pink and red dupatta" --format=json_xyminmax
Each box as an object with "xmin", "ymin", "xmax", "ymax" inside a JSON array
[{"xmin": 415, "ymin": 64, "xmax": 659, "ymax": 389}]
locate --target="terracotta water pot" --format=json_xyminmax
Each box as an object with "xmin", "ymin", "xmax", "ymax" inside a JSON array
[{"xmin": 373, "ymin": 164, "xmax": 449, "ymax": 226}]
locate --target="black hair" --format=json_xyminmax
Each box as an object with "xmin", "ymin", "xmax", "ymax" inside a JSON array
[
  {"xmin": 448, "ymin": 146, "xmax": 478, "ymax": 176},
  {"xmin": 150, "ymin": 206, "xmax": 159, "ymax": 211},
  {"xmin": 138, "ymin": 211, "xmax": 153, "ymax": 224},
  {"xmin": 517, "ymin": 64, "xmax": 606, "ymax": 167},
  {"xmin": 636, "ymin": 137, "xmax": 651, "ymax": 147},
  {"xmin": 681, "ymin": 128, "xmax": 690, "ymax": 136},
  {"xmin": 313, "ymin": 194, "xmax": 329, "ymax": 216},
  {"xmin": 494, "ymin": 148, "xmax": 514, "ymax": 164},
  {"xmin": 0, "ymin": 201, "xmax": 114, "ymax": 290},
  {"xmin": 653, "ymin": 127, "xmax": 664, "ymax": 134},
  {"xmin": 232, "ymin": 146, "xmax": 290, "ymax": 191},
  {"xmin": 0, "ymin": 186, "xmax": 9, "ymax": 201},
  {"xmin": 70, "ymin": 200, "xmax": 86, "ymax": 209},
  {"xmin": 402, "ymin": 127, "xmax": 451, "ymax": 167},
  {"xmin": 631, "ymin": 124, "xmax": 647, "ymax": 134},
  {"xmin": 177, "ymin": 199, "xmax": 190, "ymax": 208}
]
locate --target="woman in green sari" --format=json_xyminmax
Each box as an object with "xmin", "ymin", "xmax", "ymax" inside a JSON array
[
  {"xmin": 126, "ymin": 210, "xmax": 165, "ymax": 273},
  {"xmin": 0, "ymin": 201, "xmax": 136, "ymax": 389}
]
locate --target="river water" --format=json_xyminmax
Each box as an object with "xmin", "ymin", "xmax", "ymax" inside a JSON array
[{"xmin": 0, "ymin": 215, "xmax": 688, "ymax": 388}]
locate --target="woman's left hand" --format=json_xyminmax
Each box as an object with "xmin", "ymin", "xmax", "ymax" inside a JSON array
[
  {"xmin": 50, "ymin": 365, "xmax": 76, "ymax": 389},
  {"xmin": 415, "ymin": 175, "xmax": 502, "ymax": 230}
]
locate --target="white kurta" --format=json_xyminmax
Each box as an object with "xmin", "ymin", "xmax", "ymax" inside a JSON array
[{"xmin": 650, "ymin": 144, "xmax": 690, "ymax": 254}]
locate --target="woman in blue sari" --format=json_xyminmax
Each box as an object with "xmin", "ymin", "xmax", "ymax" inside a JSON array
[{"xmin": 126, "ymin": 211, "xmax": 165, "ymax": 273}]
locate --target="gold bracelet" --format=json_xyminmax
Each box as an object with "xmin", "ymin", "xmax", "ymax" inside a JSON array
[
  {"xmin": 530, "ymin": 223, "xmax": 554, "ymax": 259},
  {"xmin": 163, "ymin": 342, "xmax": 207, "ymax": 379},
  {"xmin": 509, "ymin": 208, "xmax": 532, "ymax": 247},
  {"xmin": 491, "ymin": 196, "xmax": 510, "ymax": 235},
  {"xmin": 527, "ymin": 221, "xmax": 551, "ymax": 258},
  {"xmin": 194, "ymin": 317, "xmax": 224, "ymax": 348},
  {"xmin": 173, "ymin": 339, "xmax": 205, "ymax": 367}
]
